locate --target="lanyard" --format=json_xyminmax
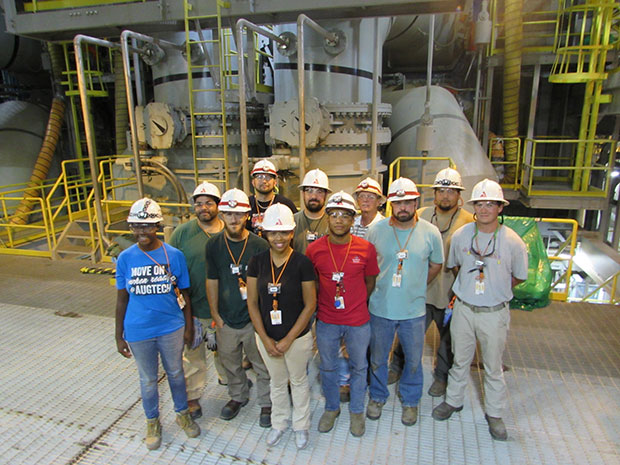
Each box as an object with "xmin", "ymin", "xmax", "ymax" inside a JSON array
[
  {"xmin": 431, "ymin": 207, "xmax": 459, "ymax": 234},
  {"xmin": 254, "ymin": 196, "xmax": 275, "ymax": 214},
  {"xmin": 269, "ymin": 249, "xmax": 293, "ymax": 310},
  {"xmin": 468, "ymin": 225, "xmax": 500, "ymax": 278},
  {"xmin": 225, "ymin": 234, "xmax": 249, "ymax": 286},
  {"xmin": 391, "ymin": 215, "xmax": 416, "ymax": 274},
  {"xmin": 304, "ymin": 212, "xmax": 326, "ymax": 235},
  {"xmin": 327, "ymin": 237, "xmax": 352, "ymax": 297},
  {"xmin": 141, "ymin": 244, "xmax": 180, "ymax": 297}
]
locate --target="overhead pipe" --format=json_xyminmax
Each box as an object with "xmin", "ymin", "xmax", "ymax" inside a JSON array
[
  {"xmin": 296, "ymin": 14, "xmax": 339, "ymax": 188},
  {"xmin": 502, "ymin": 0, "xmax": 523, "ymax": 184},
  {"xmin": 235, "ymin": 19, "xmax": 291, "ymax": 192},
  {"xmin": 120, "ymin": 30, "xmax": 185, "ymax": 198},
  {"xmin": 370, "ymin": 17, "xmax": 381, "ymax": 179},
  {"xmin": 74, "ymin": 35, "xmax": 121, "ymax": 251}
]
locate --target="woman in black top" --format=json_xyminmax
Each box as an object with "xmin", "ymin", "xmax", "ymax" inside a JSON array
[{"xmin": 247, "ymin": 204, "xmax": 316, "ymax": 450}]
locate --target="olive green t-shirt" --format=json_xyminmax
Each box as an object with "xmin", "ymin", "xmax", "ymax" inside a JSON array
[
  {"xmin": 418, "ymin": 206, "xmax": 474, "ymax": 308},
  {"xmin": 292, "ymin": 211, "xmax": 329, "ymax": 254},
  {"xmin": 205, "ymin": 231, "xmax": 269, "ymax": 328},
  {"xmin": 168, "ymin": 218, "xmax": 216, "ymax": 319}
]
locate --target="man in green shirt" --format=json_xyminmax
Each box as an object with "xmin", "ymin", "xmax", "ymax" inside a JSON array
[
  {"xmin": 206, "ymin": 188, "xmax": 272, "ymax": 426},
  {"xmin": 292, "ymin": 169, "xmax": 331, "ymax": 254},
  {"xmin": 168, "ymin": 182, "xmax": 225, "ymax": 420}
]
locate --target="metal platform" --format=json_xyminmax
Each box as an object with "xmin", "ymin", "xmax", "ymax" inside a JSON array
[{"xmin": 0, "ymin": 255, "xmax": 619, "ymax": 465}]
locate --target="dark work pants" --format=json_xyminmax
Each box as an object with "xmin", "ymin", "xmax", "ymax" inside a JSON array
[{"xmin": 389, "ymin": 304, "xmax": 454, "ymax": 383}]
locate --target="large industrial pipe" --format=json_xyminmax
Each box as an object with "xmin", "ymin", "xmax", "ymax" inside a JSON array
[
  {"xmin": 121, "ymin": 30, "xmax": 184, "ymax": 198},
  {"xmin": 296, "ymin": 14, "xmax": 339, "ymax": 186},
  {"xmin": 502, "ymin": 0, "xmax": 523, "ymax": 184},
  {"xmin": 113, "ymin": 50, "xmax": 128, "ymax": 154},
  {"xmin": 10, "ymin": 97, "xmax": 65, "ymax": 225},
  {"xmin": 235, "ymin": 19, "xmax": 290, "ymax": 192}
]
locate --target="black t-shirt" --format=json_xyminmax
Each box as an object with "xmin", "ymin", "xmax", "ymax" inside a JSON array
[
  {"xmin": 247, "ymin": 194, "xmax": 298, "ymax": 233},
  {"xmin": 247, "ymin": 250, "xmax": 316, "ymax": 341}
]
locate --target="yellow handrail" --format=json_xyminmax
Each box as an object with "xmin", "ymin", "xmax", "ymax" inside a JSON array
[{"xmin": 578, "ymin": 270, "xmax": 620, "ymax": 304}]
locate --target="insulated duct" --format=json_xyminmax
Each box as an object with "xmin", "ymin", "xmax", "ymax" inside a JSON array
[
  {"xmin": 502, "ymin": 0, "xmax": 523, "ymax": 184},
  {"xmin": 114, "ymin": 50, "xmax": 128, "ymax": 154},
  {"xmin": 10, "ymin": 97, "xmax": 65, "ymax": 224}
]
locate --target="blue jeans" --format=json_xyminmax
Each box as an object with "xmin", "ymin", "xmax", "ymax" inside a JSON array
[
  {"xmin": 316, "ymin": 320, "xmax": 370, "ymax": 414},
  {"xmin": 128, "ymin": 326, "xmax": 188, "ymax": 419},
  {"xmin": 369, "ymin": 314, "xmax": 425, "ymax": 407}
]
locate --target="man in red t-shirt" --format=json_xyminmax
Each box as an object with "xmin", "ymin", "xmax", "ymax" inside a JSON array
[{"xmin": 306, "ymin": 191, "xmax": 379, "ymax": 438}]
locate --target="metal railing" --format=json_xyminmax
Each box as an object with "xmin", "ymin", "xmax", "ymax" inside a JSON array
[
  {"xmin": 576, "ymin": 269, "xmax": 620, "ymax": 304},
  {"xmin": 0, "ymin": 194, "xmax": 54, "ymax": 257},
  {"xmin": 539, "ymin": 218, "xmax": 579, "ymax": 302}
]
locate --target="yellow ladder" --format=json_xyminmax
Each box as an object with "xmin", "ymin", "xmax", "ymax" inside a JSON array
[
  {"xmin": 183, "ymin": 0, "xmax": 230, "ymax": 190},
  {"xmin": 549, "ymin": 0, "xmax": 618, "ymax": 191}
]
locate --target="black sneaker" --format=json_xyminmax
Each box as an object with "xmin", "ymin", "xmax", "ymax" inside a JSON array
[{"xmin": 260, "ymin": 407, "xmax": 272, "ymax": 428}]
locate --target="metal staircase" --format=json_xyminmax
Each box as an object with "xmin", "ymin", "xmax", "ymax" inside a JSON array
[{"xmin": 183, "ymin": 0, "xmax": 231, "ymax": 190}]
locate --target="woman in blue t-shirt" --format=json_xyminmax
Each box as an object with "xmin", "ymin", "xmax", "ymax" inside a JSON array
[
  {"xmin": 247, "ymin": 204, "xmax": 317, "ymax": 450},
  {"xmin": 114, "ymin": 198, "xmax": 200, "ymax": 450}
]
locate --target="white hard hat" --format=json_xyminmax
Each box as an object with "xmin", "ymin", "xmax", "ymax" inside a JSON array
[
  {"xmin": 432, "ymin": 168, "xmax": 465, "ymax": 190},
  {"xmin": 387, "ymin": 177, "xmax": 420, "ymax": 202},
  {"xmin": 299, "ymin": 168, "xmax": 331, "ymax": 192},
  {"xmin": 354, "ymin": 177, "xmax": 386, "ymax": 204},
  {"xmin": 192, "ymin": 181, "xmax": 221, "ymax": 201},
  {"xmin": 468, "ymin": 178, "xmax": 509, "ymax": 205},
  {"xmin": 218, "ymin": 188, "xmax": 251, "ymax": 212},
  {"xmin": 127, "ymin": 198, "xmax": 163, "ymax": 224},
  {"xmin": 261, "ymin": 203, "xmax": 296, "ymax": 231},
  {"xmin": 325, "ymin": 191, "xmax": 357, "ymax": 213},
  {"xmin": 251, "ymin": 159, "xmax": 277, "ymax": 177}
]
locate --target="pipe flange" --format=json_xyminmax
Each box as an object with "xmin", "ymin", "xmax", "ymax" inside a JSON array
[
  {"xmin": 277, "ymin": 32, "xmax": 297, "ymax": 57},
  {"xmin": 324, "ymin": 29, "xmax": 346, "ymax": 56},
  {"xmin": 140, "ymin": 42, "xmax": 166, "ymax": 66}
]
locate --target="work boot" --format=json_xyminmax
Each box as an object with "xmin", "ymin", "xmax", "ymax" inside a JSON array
[
  {"xmin": 339, "ymin": 385, "xmax": 351, "ymax": 403},
  {"xmin": 428, "ymin": 379, "xmax": 447, "ymax": 397},
  {"xmin": 188, "ymin": 399, "xmax": 202, "ymax": 419},
  {"xmin": 485, "ymin": 414, "xmax": 508, "ymax": 440},
  {"xmin": 432, "ymin": 402, "xmax": 463, "ymax": 421},
  {"xmin": 145, "ymin": 418, "xmax": 162, "ymax": 450},
  {"xmin": 176, "ymin": 409, "xmax": 201, "ymax": 438},
  {"xmin": 350, "ymin": 412, "xmax": 365, "ymax": 437},
  {"xmin": 220, "ymin": 399, "xmax": 249, "ymax": 420},
  {"xmin": 401, "ymin": 406, "xmax": 418, "ymax": 426},
  {"xmin": 260, "ymin": 407, "xmax": 272, "ymax": 428},
  {"xmin": 387, "ymin": 370, "xmax": 401, "ymax": 385},
  {"xmin": 318, "ymin": 409, "xmax": 340, "ymax": 433},
  {"xmin": 366, "ymin": 399, "xmax": 384, "ymax": 420}
]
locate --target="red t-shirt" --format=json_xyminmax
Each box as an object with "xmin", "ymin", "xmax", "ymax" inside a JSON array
[{"xmin": 306, "ymin": 235, "xmax": 379, "ymax": 326}]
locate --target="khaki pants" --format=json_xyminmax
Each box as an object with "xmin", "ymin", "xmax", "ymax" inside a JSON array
[
  {"xmin": 183, "ymin": 317, "xmax": 227, "ymax": 401},
  {"xmin": 256, "ymin": 332, "xmax": 313, "ymax": 431},
  {"xmin": 217, "ymin": 322, "xmax": 271, "ymax": 407},
  {"xmin": 446, "ymin": 299, "xmax": 510, "ymax": 418}
]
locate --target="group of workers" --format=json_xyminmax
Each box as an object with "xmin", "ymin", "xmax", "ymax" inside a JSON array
[{"xmin": 114, "ymin": 158, "xmax": 528, "ymax": 452}]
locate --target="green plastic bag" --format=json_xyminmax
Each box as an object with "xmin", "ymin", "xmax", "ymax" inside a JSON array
[{"xmin": 503, "ymin": 216, "xmax": 552, "ymax": 310}]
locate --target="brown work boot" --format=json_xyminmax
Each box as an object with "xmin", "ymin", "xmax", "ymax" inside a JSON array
[
  {"xmin": 350, "ymin": 412, "xmax": 365, "ymax": 437},
  {"xmin": 402, "ymin": 406, "xmax": 418, "ymax": 426},
  {"xmin": 428, "ymin": 379, "xmax": 447, "ymax": 397},
  {"xmin": 485, "ymin": 414, "xmax": 508, "ymax": 440},
  {"xmin": 176, "ymin": 409, "xmax": 200, "ymax": 438},
  {"xmin": 145, "ymin": 418, "xmax": 162, "ymax": 450},
  {"xmin": 318, "ymin": 409, "xmax": 340, "ymax": 433},
  {"xmin": 366, "ymin": 399, "xmax": 384, "ymax": 420},
  {"xmin": 432, "ymin": 401, "xmax": 463, "ymax": 421},
  {"xmin": 339, "ymin": 385, "xmax": 351, "ymax": 403}
]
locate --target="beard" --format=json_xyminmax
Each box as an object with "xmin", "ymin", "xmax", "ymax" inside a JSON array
[
  {"xmin": 393, "ymin": 211, "xmax": 415, "ymax": 223},
  {"xmin": 305, "ymin": 199, "xmax": 324, "ymax": 213},
  {"xmin": 437, "ymin": 202, "xmax": 456, "ymax": 212}
]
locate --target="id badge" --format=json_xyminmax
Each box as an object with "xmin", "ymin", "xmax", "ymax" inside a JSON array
[
  {"xmin": 177, "ymin": 292, "xmax": 186, "ymax": 309},
  {"xmin": 474, "ymin": 259, "xmax": 484, "ymax": 268},
  {"xmin": 396, "ymin": 250, "xmax": 408, "ymax": 260},
  {"xmin": 331, "ymin": 272, "xmax": 343, "ymax": 283},
  {"xmin": 268, "ymin": 283, "xmax": 281, "ymax": 294},
  {"xmin": 392, "ymin": 273, "xmax": 402, "ymax": 288},
  {"xmin": 306, "ymin": 232, "xmax": 317, "ymax": 242},
  {"xmin": 270, "ymin": 310, "xmax": 282, "ymax": 325},
  {"xmin": 475, "ymin": 279, "xmax": 485, "ymax": 295},
  {"xmin": 230, "ymin": 264, "xmax": 241, "ymax": 275},
  {"xmin": 239, "ymin": 283, "xmax": 248, "ymax": 300},
  {"xmin": 334, "ymin": 295, "xmax": 345, "ymax": 309}
]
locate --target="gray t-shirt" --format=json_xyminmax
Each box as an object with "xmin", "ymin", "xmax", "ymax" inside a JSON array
[{"xmin": 447, "ymin": 223, "xmax": 528, "ymax": 307}]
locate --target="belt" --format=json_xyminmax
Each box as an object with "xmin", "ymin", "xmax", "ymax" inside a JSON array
[{"xmin": 457, "ymin": 298, "xmax": 507, "ymax": 313}]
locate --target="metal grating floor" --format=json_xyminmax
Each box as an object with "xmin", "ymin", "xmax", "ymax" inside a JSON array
[{"xmin": 0, "ymin": 255, "xmax": 619, "ymax": 465}]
